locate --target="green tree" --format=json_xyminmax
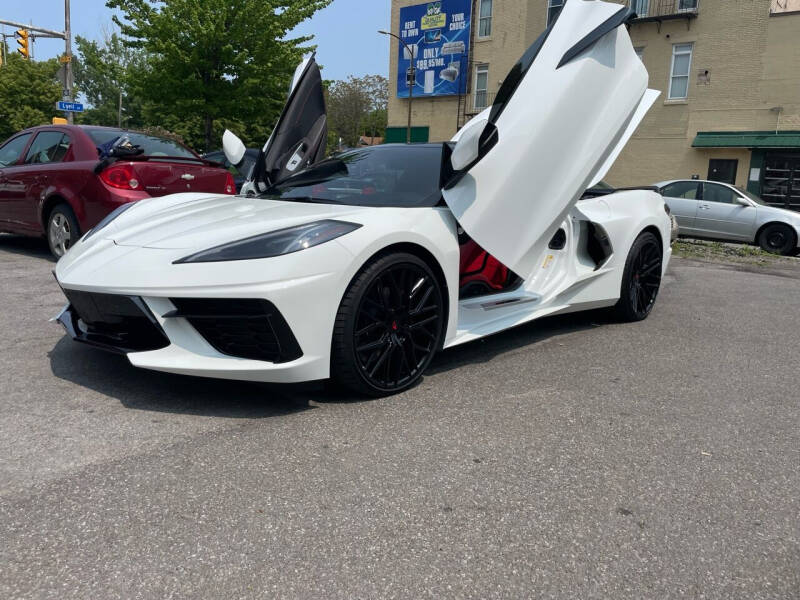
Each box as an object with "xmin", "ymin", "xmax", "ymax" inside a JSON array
[
  {"xmin": 74, "ymin": 31, "xmax": 147, "ymax": 128},
  {"xmin": 0, "ymin": 54, "xmax": 62, "ymax": 141},
  {"xmin": 107, "ymin": 0, "xmax": 333, "ymax": 151},
  {"xmin": 327, "ymin": 74, "xmax": 388, "ymax": 150}
]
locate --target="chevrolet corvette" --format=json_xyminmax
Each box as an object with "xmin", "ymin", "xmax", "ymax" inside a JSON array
[{"xmin": 54, "ymin": 0, "xmax": 672, "ymax": 396}]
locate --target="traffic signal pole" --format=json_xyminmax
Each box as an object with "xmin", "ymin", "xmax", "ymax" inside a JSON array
[
  {"xmin": 0, "ymin": 5, "xmax": 74, "ymax": 122},
  {"xmin": 64, "ymin": 0, "xmax": 73, "ymax": 124}
]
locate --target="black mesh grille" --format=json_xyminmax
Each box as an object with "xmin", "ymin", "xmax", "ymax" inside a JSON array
[
  {"xmin": 169, "ymin": 298, "xmax": 303, "ymax": 364},
  {"xmin": 61, "ymin": 289, "xmax": 170, "ymax": 353}
]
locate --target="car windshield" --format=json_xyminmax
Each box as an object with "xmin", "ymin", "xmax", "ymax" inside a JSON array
[
  {"xmin": 86, "ymin": 128, "xmax": 198, "ymax": 160},
  {"xmin": 260, "ymin": 144, "xmax": 447, "ymax": 208}
]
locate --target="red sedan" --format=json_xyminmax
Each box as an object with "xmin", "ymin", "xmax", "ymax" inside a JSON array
[{"xmin": 0, "ymin": 125, "xmax": 236, "ymax": 258}]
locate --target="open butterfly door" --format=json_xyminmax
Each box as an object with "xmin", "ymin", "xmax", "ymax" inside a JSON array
[
  {"xmin": 443, "ymin": 0, "xmax": 654, "ymax": 280},
  {"xmin": 258, "ymin": 55, "xmax": 328, "ymax": 186}
]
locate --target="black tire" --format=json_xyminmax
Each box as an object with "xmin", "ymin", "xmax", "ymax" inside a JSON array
[
  {"xmin": 331, "ymin": 252, "xmax": 445, "ymax": 397},
  {"xmin": 46, "ymin": 203, "xmax": 81, "ymax": 259},
  {"xmin": 614, "ymin": 231, "xmax": 663, "ymax": 322},
  {"xmin": 757, "ymin": 223, "xmax": 796, "ymax": 255}
]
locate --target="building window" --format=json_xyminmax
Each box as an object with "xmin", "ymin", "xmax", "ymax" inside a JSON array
[
  {"xmin": 632, "ymin": 0, "xmax": 649, "ymax": 17},
  {"xmin": 678, "ymin": 0, "xmax": 698, "ymax": 11},
  {"xmin": 474, "ymin": 64, "xmax": 489, "ymax": 109},
  {"xmin": 547, "ymin": 0, "xmax": 565, "ymax": 27},
  {"xmin": 478, "ymin": 0, "xmax": 493, "ymax": 37},
  {"xmin": 668, "ymin": 43, "xmax": 693, "ymax": 99}
]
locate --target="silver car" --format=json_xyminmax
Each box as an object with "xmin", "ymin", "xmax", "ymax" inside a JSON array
[{"xmin": 656, "ymin": 179, "xmax": 800, "ymax": 255}]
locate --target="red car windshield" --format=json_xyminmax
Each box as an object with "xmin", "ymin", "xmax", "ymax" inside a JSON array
[{"xmin": 86, "ymin": 128, "xmax": 198, "ymax": 160}]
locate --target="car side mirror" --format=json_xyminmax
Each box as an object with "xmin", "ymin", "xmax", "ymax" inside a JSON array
[
  {"xmin": 735, "ymin": 196, "xmax": 751, "ymax": 206},
  {"xmin": 450, "ymin": 118, "xmax": 488, "ymax": 171},
  {"xmin": 222, "ymin": 130, "xmax": 247, "ymax": 168}
]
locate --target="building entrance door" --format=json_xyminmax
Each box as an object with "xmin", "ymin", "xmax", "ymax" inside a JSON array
[{"xmin": 762, "ymin": 153, "xmax": 800, "ymax": 211}]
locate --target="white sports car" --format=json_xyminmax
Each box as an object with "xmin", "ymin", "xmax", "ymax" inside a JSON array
[{"xmin": 54, "ymin": 0, "xmax": 672, "ymax": 396}]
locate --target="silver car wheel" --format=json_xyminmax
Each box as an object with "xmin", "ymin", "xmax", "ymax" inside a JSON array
[{"xmin": 49, "ymin": 213, "xmax": 72, "ymax": 258}]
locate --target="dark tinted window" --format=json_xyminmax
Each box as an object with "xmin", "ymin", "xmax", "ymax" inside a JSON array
[
  {"xmin": 661, "ymin": 181, "xmax": 699, "ymax": 199},
  {"xmin": 86, "ymin": 128, "xmax": 197, "ymax": 159},
  {"xmin": 263, "ymin": 145, "xmax": 446, "ymax": 208},
  {"xmin": 0, "ymin": 133, "xmax": 32, "ymax": 167},
  {"xmin": 702, "ymin": 183, "xmax": 737, "ymax": 204},
  {"xmin": 24, "ymin": 132, "xmax": 71, "ymax": 164}
]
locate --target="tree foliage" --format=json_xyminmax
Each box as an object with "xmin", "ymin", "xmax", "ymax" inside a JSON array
[
  {"xmin": 0, "ymin": 54, "xmax": 62, "ymax": 141},
  {"xmin": 74, "ymin": 32, "xmax": 146, "ymax": 128},
  {"xmin": 327, "ymin": 74, "xmax": 388, "ymax": 151},
  {"xmin": 106, "ymin": 0, "xmax": 333, "ymax": 151}
]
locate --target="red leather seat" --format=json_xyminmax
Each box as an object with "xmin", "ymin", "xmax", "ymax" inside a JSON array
[{"xmin": 459, "ymin": 239, "xmax": 511, "ymax": 294}]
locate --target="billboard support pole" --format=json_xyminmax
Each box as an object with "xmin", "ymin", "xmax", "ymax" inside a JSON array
[{"xmin": 379, "ymin": 30, "xmax": 415, "ymax": 144}]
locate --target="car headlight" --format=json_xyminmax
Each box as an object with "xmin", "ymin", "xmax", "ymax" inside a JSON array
[
  {"xmin": 174, "ymin": 220, "xmax": 362, "ymax": 264},
  {"xmin": 82, "ymin": 202, "xmax": 136, "ymax": 242}
]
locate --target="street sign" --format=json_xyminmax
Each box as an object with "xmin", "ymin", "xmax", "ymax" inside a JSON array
[
  {"xmin": 59, "ymin": 55, "xmax": 71, "ymax": 63},
  {"xmin": 56, "ymin": 101, "xmax": 83, "ymax": 112}
]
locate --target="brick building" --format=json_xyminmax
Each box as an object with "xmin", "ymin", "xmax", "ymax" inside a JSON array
[{"xmin": 386, "ymin": 0, "xmax": 800, "ymax": 210}]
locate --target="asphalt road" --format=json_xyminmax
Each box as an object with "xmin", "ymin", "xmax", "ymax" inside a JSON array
[{"xmin": 0, "ymin": 234, "xmax": 798, "ymax": 600}]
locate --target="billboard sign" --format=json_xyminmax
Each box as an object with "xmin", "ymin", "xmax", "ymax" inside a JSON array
[{"xmin": 396, "ymin": 0, "xmax": 472, "ymax": 98}]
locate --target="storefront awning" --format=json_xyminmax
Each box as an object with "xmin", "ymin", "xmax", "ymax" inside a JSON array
[{"xmin": 693, "ymin": 131, "xmax": 800, "ymax": 149}]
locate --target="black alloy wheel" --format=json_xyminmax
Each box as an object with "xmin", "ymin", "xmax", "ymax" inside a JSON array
[
  {"xmin": 614, "ymin": 231, "xmax": 662, "ymax": 322},
  {"xmin": 758, "ymin": 223, "xmax": 796, "ymax": 256},
  {"xmin": 331, "ymin": 253, "xmax": 445, "ymax": 396}
]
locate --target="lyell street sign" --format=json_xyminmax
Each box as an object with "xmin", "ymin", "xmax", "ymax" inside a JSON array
[{"xmin": 57, "ymin": 101, "xmax": 83, "ymax": 112}]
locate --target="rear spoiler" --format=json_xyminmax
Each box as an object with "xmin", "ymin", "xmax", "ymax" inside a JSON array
[
  {"xmin": 582, "ymin": 185, "xmax": 660, "ymax": 199},
  {"xmin": 93, "ymin": 155, "xmax": 214, "ymax": 174}
]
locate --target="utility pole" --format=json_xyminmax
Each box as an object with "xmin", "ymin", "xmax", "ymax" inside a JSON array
[
  {"xmin": 378, "ymin": 29, "xmax": 415, "ymax": 144},
  {"xmin": 64, "ymin": 0, "xmax": 73, "ymax": 124}
]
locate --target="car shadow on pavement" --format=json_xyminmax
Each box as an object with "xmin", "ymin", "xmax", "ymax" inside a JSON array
[
  {"xmin": 0, "ymin": 234, "xmax": 53, "ymax": 260},
  {"xmin": 47, "ymin": 309, "xmax": 611, "ymax": 412},
  {"xmin": 427, "ymin": 309, "xmax": 610, "ymax": 374},
  {"xmin": 48, "ymin": 337, "xmax": 320, "ymax": 419}
]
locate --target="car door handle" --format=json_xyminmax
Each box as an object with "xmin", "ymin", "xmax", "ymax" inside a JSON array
[{"xmin": 698, "ymin": 204, "xmax": 711, "ymax": 210}]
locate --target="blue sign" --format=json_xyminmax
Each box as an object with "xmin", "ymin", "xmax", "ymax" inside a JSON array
[
  {"xmin": 57, "ymin": 101, "xmax": 84, "ymax": 113},
  {"xmin": 396, "ymin": 0, "xmax": 472, "ymax": 98}
]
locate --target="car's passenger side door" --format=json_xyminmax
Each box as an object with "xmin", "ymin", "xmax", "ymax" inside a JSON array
[
  {"xmin": 695, "ymin": 182, "xmax": 756, "ymax": 241},
  {"xmin": 0, "ymin": 133, "xmax": 33, "ymax": 230},
  {"xmin": 660, "ymin": 181, "xmax": 701, "ymax": 233}
]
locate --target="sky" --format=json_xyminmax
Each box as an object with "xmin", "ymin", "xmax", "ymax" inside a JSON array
[{"xmin": 1, "ymin": 0, "xmax": 391, "ymax": 81}]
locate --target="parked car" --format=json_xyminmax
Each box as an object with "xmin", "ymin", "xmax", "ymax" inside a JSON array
[
  {"xmin": 0, "ymin": 125, "xmax": 236, "ymax": 258},
  {"xmin": 203, "ymin": 148, "xmax": 259, "ymax": 193},
  {"xmin": 657, "ymin": 179, "xmax": 800, "ymax": 255},
  {"xmin": 54, "ymin": 1, "xmax": 673, "ymax": 397}
]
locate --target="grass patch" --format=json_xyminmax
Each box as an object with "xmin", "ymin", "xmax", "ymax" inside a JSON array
[{"xmin": 673, "ymin": 238, "xmax": 797, "ymax": 266}]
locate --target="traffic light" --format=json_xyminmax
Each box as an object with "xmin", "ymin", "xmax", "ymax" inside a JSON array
[{"xmin": 16, "ymin": 29, "xmax": 30, "ymax": 59}]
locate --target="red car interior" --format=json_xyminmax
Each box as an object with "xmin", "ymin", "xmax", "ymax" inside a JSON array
[{"xmin": 459, "ymin": 236, "xmax": 519, "ymax": 298}]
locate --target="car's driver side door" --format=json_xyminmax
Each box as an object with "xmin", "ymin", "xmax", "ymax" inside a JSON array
[{"xmin": 0, "ymin": 133, "xmax": 34, "ymax": 232}]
